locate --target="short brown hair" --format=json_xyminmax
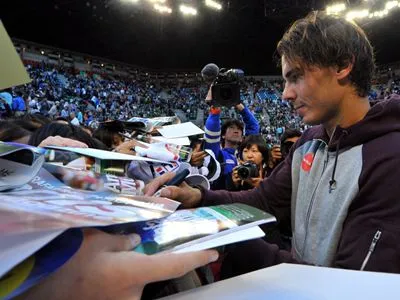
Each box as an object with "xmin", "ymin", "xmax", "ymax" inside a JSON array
[{"xmin": 277, "ymin": 11, "xmax": 375, "ymax": 97}]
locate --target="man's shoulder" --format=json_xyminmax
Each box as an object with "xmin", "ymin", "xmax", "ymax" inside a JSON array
[{"xmin": 363, "ymin": 131, "xmax": 400, "ymax": 158}]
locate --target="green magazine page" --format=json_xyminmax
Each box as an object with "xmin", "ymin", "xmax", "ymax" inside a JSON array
[{"xmin": 132, "ymin": 203, "xmax": 276, "ymax": 255}]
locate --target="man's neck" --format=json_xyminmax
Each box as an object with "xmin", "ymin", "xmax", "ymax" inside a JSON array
[
  {"xmin": 324, "ymin": 94, "xmax": 370, "ymax": 137},
  {"xmin": 224, "ymin": 140, "xmax": 240, "ymax": 149}
]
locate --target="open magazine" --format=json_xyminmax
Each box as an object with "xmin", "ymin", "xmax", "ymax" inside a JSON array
[{"xmin": 124, "ymin": 116, "xmax": 180, "ymax": 133}]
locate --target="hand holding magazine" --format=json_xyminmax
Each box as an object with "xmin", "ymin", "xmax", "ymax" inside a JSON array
[{"xmin": 0, "ymin": 142, "xmax": 276, "ymax": 299}]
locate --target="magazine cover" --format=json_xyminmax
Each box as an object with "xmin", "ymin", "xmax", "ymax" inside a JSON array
[
  {"xmin": 130, "ymin": 204, "xmax": 276, "ymax": 255},
  {"xmin": 0, "ymin": 167, "xmax": 180, "ymax": 237},
  {"xmin": 43, "ymin": 163, "xmax": 145, "ymax": 195}
]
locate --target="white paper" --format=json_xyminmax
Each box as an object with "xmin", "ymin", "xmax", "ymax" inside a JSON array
[
  {"xmin": 45, "ymin": 146, "xmax": 168, "ymax": 164},
  {"xmin": 152, "ymin": 136, "xmax": 191, "ymax": 146},
  {"xmin": 173, "ymin": 226, "xmax": 265, "ymax": 254},
  {"xmin": 157, "ymin": 122, "xmax": 204, "ymax": 139},
  {"xmin": 160, "ymin": 263, "xmax": 400, "ymax": 300}
]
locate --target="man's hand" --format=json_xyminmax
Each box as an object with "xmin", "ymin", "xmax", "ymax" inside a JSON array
[
  {"xmin": 205, "ymin": 86, "xmax": 213, "ymax": 104},
  {"xmin": 231, "ymin": 167, "xmax": 241, "ymax": 188},
  {"xmin": 270, "ymin": 145, "xmax": 282, "ymax": 163},
  {"xmin": 18, "ymin": 229, "xmax": 218, "ymax": 300},
  {"xmin": 244, "ymin": 177, "xmax": 263, "ymax": 188},
  {"xmin": 114, "ymin": 139, "xmax": 148, "ymax": 155},
  {"xmin": 235, "ymin": 103, "xmax": 245, "ymax": 111},
  {"xmin": 190, "ymin": 151, "xmax": 208, "ymax": 167},
  {"xmin": 244, "ymin": 167, "xmax": 264, "ymax": 188},
  {"xmin": 38, "ymin": 136, "xmax": 88, "ymax": 148},
  {"xmin": 144, "ymin": 172, "xmax": 202, "ymax": 208}
]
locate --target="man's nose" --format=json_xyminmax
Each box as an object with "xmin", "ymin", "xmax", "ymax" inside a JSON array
[{"xmin": 282, "ymin": 82, "xmax": 296, "ymax": 103}]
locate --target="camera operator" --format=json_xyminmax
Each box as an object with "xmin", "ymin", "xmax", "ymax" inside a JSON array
[
  {"xmin": 228, "ymin": 135, "xmax": 269, "ymax": 191},
  {"xmin": 203, "ymin": 88, "xmax": 260, "ymax": 190}
]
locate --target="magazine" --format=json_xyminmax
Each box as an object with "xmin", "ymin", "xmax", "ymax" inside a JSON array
[
  {"xmin": 0, "ymin": 167, "xmax": 180, "ymax": 237},
  {"xmin": 124, "ymin": 116, "xmax": 180, "ymax": 133},
  {"xmin": 130, "ymin": 203, "xmax": 275, "ymax": 255}
]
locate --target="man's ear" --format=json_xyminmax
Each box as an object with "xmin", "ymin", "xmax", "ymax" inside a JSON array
[
  {"xmin": 336, "ymin": 58, "xmax": 354, "ymax": 81},
  {"xmin": 112, "ymin": 135, "xmax": 121, "ymax": 146}
]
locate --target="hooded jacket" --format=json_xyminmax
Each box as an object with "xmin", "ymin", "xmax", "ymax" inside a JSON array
[{"xmin": 203, "ymin": 95, "xmax": 400, "ymax": 272}]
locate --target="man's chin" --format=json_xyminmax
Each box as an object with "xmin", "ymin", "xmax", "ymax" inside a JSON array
[
  {"xmin": 302, "ymin": 115, "xmax": 320, "ymax": 126},
  {"xmin": 227, "ymin": 139, "xmax": 242, "ymax": 145}
]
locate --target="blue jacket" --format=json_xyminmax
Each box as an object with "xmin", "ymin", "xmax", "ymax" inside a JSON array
[
  {"xmin": 204, "ymin": 106, "xmax": 259, "ymax": 190},
  {"xmin": 12, "ymin": 96, "xmax": 26, "ymax": 111}
]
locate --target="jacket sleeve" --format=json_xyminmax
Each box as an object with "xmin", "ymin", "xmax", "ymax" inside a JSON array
[
  {"xmin": 202, "ymin": 145, "xmax": 293, "ymax": 232},
  {"xmin": 239, "ymin": 106, "xmax": 260, "ymax": 135},
  {"xmin": 332, "ymin": 141, "xmax": 400, "ymax": 273},
  {"xmin": 204, "ymin": 108, "xmax": 222, "ymax": 159}
]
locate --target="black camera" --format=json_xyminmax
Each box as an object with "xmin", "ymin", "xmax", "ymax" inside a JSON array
[
  {"xmin": 237, "ymin": 161, "xmax": 259, "ymax": 180},
  {"xmin": 211, "ymin": 68, "xmax": 244, "ymax": 107}
]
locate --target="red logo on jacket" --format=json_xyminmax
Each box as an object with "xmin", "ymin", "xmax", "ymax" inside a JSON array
[{"xmin": 301, "ymin": 153, "xmax": 314, "ymax": 172}]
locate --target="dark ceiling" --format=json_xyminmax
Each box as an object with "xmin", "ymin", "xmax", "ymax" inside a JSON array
[{"xmin": 1, "ymin": 0, "xmax": 400, "ymax": 75}]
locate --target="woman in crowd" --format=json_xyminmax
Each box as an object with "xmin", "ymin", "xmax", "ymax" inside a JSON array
[{"xmin": 228, "ymin": 135, "xmax": 269, "ymax": 191}]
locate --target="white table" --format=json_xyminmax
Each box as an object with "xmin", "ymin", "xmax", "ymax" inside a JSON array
[{"xmin": 161, "ymin": 263, "xmax": 400, "ymax": 300}]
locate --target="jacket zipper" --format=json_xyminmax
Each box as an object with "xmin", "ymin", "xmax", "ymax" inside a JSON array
[
  {"xmin": 301, "ymin": 143, "xmax": 329, "ymax": 256},
  {"xmin": 360, "ymin": 230, "xmax": 382, "ymax": 271}
]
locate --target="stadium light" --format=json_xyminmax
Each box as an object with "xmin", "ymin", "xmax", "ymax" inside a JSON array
[
  {"xmin": 180, "ymin": 4, "xmax": 197, "ymax": 16},
  {"xmin": 385, "ymin": 1, "xmax": 399, "ymax": 10},
  {"xmin": 205, "ymin": 0, "xmax": 222, "ymax": 10},
  {"xmin": 41, "ymin": 50, "xmax": 45, "ymax": 55},
  {"xmin": 346, "ymin": 9, "xmax": 369, "ymax": 21},
  {"xmin": 326, "ymin": 3, "xmax": 346, "ymax": 15},
  {"xmin": 328, "ymin": 0, "xmax": 400, "ymax": 21},
  {"xmin": 154, "ymin": 3, "xmax": 172, "ymax": 13},
  {"xmin": 122, "ymin": 0, "xmax": 140, "ymax": 3},
  {"xmin": 148, "ymin": 0, "xmax": 166, "ymax": 3}
]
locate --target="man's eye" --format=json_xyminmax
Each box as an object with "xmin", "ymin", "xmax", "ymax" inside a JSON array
[{"xmin": 289, "ymin": 74, "xmax": 299, "ymax": 82}]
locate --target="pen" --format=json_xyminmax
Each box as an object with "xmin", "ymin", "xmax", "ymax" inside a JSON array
[{"xmin": 154, "ymin": 169, "xmax": 190, "ymax": 197}]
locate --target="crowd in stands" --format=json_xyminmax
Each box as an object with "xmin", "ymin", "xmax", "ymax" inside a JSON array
[{"xmin": 0, "ymin": 61, "xmax": 306, "ymax": 145}]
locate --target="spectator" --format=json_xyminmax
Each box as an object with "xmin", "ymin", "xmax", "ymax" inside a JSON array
[
  {"xmin": 0, "ymin": 97, "xmax": 12, "ymax": 119},
  {"xmin": 12, "ymin": 91, "xmax": 26, "ymax": 116},
  {"xmin": 0, "ymin": 88, "xmax": 13, "ymax": 109},
  {"xmin": 70, "ymin": 112, "xmax": 80, "ymax": 126},
  {"xmin": 228, "ymin": 135, "xmax": 269, "ymax": 191},
  {"xmin": 28, "ymin": 122, "xmax": 101, "ymax": 148},
  {"xmin": 204, "ymin": 99, "xmax": 260, "ymax": 190},
  {"xmin": 280, "ymin": 128, "xmax": 302, "ymax": 159}
]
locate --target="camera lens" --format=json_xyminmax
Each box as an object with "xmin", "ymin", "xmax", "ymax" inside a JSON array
[
  {"xmin": 220, "ymin": 87, "xmax": 232, "ymax": 100},
  {"xmin": 237, "ymin": 167, "xmax": 249, "ymax": 179}
]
